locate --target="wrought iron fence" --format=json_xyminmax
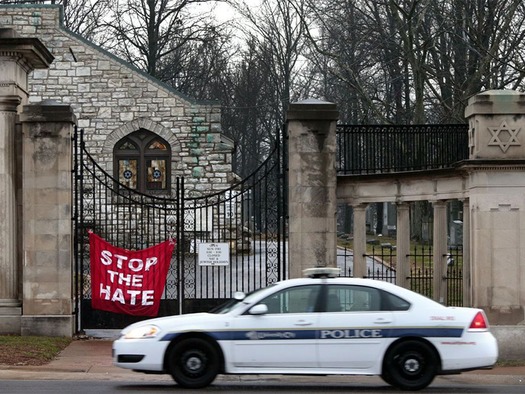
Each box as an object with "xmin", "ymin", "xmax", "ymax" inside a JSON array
[
  {"xmin": 336, "ymin": 124, "xmax": 469, "ymax": 174},
  {"xmin": 337, "ymin": 244, "xmax": 397, "ymax": 283},
  {"xmin": 337, "ymin": 242, "xmax": 463, "ymax": 306},
  {"xmin": 407, "ymin": 245, "xmax": 463, "ymax": 306},
  {"xmin": 445, "ymin": 245, "xmax": 463, "ymax": 306},
  {"xmin": 407, "ymin": 245, "xmax": 434, "ymax": 299}
]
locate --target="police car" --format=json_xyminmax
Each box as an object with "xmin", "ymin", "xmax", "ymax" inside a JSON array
[{"xmin": 113, "ymin": 268, "xmax": 498, "ymax": 390}]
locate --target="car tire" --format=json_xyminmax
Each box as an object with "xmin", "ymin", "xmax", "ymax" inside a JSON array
[
  {"xmin": 383, "ymin": 340, "xmax": 438, "ymax": 391},
  {"xmin": 380, "ymin": 369, "xmax": 395, "ymax": 386},
  {"xmin": 166, "ymin": 337, "xmax": 220, "ymax": 388}
]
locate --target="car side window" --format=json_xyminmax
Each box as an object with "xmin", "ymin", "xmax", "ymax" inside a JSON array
[
  {"xmin": 382, "ymin": 291, "xmax": 411, "ymax": 311},
  {"xmin": 259, "ymin": 285, "xmax": 321, "ymax": 314},
  {"xmin": 327, "ymin": 285, "xmax": 381, "ymax": 312}
]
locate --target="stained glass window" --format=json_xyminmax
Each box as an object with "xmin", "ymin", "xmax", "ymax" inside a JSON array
[
  {"xmin": 118, "ymin": 159, "xmax": 137, "ymax": 189},
  {"xmin": 114, "ymin": 129, "xmax": 171, "ymax": 194},
  {"xmin": 148, "ymin": 141, "xmax": 167, "ymax": 150},
  {"xmin": 118, "ymin": 141, "xmax": 137, "ymax": 150},
  {"xmin": 146, "ymin": 159, "xmax": 166, "ymax": 189}
]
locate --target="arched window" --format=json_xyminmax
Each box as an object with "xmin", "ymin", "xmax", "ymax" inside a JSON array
[{"xmin": 114, "ymin": 129, "xmax": 171, "ymax": 194}]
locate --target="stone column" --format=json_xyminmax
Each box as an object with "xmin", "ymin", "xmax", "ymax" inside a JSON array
[
  {"xmin": 0, "ymin": 29, "xmax": 53, "ymax": 334},
  {"xmin": 19, "ymin": 100, "xmax": 76, "ymax": 337},
  {"xmin": 287, "ymin": 99, "xmax": 339, "ymax": 278},
  {"xmin": 0, "ymin": 94, "xmax": 20, "ymax": 329},
  {"xmin": 352, "ymin": 204, "xmax": 367, "ymax": 278},
  {"xmin": 432, "ymin": 200, "xmax": 448, "ymax": 304},
  {"xmin": 462, "ymin": 199, "xmax": 471, "ymax": 307},
  {"xmin": 464, "ymin": 90, "xmax": 525, "ymax": 324},
  {"xmin": 396, "ymin": 202, "xmax": 410, "ymax": 288}
]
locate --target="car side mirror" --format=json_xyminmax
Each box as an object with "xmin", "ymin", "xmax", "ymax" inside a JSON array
[
  {"xmin": 249, "ymin": 304, "xmax": 268, "ymax": 315},
  {"xmin": 233, "ymin": 291, "xmax": 246, "ymax": 301}
]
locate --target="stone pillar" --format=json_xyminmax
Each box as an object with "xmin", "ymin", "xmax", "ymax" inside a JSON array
[
  {"xmin": 462, "ymin": 199, "xmax": 471, "ymax": 307},
  {"xmin": 287, "ymin": 99, "xmax": 339, "ymax": 278},
  {"xmin": 0, "ymin": 92, "xmax": 20, "ymax": 333},
  {"xmin": 464, "ymin": 90, "xmax": 525, "ymax": 324},
  {"xmin": 0, "ymin": 29, "xmax": 53, "ymax": 334},
  {"xmin": 352, "ymin": 204, "xmax": 367, "ymax": 278},
  {"xmin": 432, "ymin": 200, "xmax": 448, "ymax": 304},
  {"xmin": 19, "ymin": 100, "xmax": 76, "ymax": 337},
  {"xmin": 396, "ymin": 202, "xmax": 410, "ymax": 288}
]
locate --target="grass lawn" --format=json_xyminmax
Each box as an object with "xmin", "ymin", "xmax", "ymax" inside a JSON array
[{"xmin": 0, "ymin": 335, "xmax": 71, "ymax": 366}]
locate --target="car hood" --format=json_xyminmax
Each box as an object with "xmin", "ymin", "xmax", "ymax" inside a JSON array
[{"xmin": 120, "ymin": 312, "xmax": 229, "ymax": 335}]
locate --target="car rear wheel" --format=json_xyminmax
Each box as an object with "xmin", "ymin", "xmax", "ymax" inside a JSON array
[
  {"xmin": 383, "ymin": 340, "xmax": 438, "ymax": 391},
  {"xmin": 166, "ymin": 337, "xmax": 220, "ymax": 388}
]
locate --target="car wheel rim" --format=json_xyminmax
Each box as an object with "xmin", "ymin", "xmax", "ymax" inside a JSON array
[
  {"xmin": 403, "ymin": 357, "xmax": 421, "ymax": 374},
  {"xmin": 397, "ymin": 351, "xmax": 424, "ymax": 377},
  {"xmin": 182, "ymin": 350, "xmax": 206, "ymax": 376},
  {"xmin": 185, "ymin": 355, "xmax": 203, "ymax": 372}
]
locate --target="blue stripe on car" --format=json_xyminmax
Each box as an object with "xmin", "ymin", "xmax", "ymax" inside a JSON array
[{"xmin": 160, "ymin": 327, "xmax": 463, "ymax": 342}]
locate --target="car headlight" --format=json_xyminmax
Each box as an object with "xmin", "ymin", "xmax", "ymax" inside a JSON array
[{"xmin": 123, "ymin": 324, "xmax": 161, "ymax": 339}]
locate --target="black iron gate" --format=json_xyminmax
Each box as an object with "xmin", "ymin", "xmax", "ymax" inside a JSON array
[{"xmin": 73, "ymin": 127, "xmax": 287, "ymax": 332}]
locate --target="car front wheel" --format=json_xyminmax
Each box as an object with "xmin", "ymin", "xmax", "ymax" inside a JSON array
[
  {"xmin": 166, "ymin": 337, "xmax": 220, "ymax": 388},
  {"xmin": 383, "ymin": 340, "xmax": 438, "ymax": 391}
]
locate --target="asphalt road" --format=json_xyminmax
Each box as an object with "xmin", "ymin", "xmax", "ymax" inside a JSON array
[{"xmin": 1, "ymin": 378, "xmax": 525, "ymax": 393}]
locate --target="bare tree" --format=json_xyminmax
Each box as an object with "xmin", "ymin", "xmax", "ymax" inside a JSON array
[
  {"xmin": 61, "ymin": 0, "xmax": 113, "ymax": 42},
  {"xmin": 218, "ymin": 38, "xmax": 280, "ymax": 177},
  {"xmin": 232, "ymin": 0, "xmax": 307, "ymax": 122},
  {"xmin": 291, "ymin": 0, "xmax": 398, "ymax": 123},
  {"xmin": 302, "ymin": 0, "xmax": 525, "ymax": 124},
  {"xmin": 425, "ymin": 0, "xmax": 525, "ymax": 122},
  {"xmin": 102, "ymin": 0, "xmax": 221, "ymax": 79},
  {"xmin": 156, "ymin": 23, "xmax": 232, "ymax": 95}
]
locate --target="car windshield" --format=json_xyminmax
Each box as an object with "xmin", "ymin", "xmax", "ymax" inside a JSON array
[{"xmin": 208, "ymin": 285, "xmax": 274, "ymax": 314}]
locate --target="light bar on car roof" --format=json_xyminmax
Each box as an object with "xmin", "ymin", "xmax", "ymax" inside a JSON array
[{"xmin": 303, "ymin": 267, "xmax": 340, "ymax": 278}]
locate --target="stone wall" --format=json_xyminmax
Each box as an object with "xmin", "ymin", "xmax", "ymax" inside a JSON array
[{"xmin": 0, "ymin": 4, "xmax": 234, "ymax": 196}]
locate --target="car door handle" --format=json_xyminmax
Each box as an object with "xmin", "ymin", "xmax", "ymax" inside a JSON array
[
  {"xmin": 374, "ymin": 318, "xmax": 393, "ymax": 324},
  {"xmin": 294, "ymin": 320, "xmax": 313, "ymax": 326}
]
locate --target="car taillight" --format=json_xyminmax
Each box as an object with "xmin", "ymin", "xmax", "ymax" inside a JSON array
[{"xmin": 469, "ymin": 311, "xmax": 488, "ymax": 330}]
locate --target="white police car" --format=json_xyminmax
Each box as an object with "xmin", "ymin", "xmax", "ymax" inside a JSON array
[{"xmin": 113, "ymin": 268, "xmax": 498, "ymax": 390}]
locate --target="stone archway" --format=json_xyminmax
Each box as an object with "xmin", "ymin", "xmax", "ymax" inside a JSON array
[{"xmin": 102, "ymin": 118, "xmax": 181, "ymax": 175}]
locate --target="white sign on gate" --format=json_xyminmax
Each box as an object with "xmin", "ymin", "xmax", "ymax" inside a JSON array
[{"xmin": 198, "ymin": 243, "xmax": 230, "ymax": 266}]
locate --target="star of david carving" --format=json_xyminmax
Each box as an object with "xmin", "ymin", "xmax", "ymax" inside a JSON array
[{"xmin": 487, "ymin": 120, "xmax": 521, "ymax": 153}]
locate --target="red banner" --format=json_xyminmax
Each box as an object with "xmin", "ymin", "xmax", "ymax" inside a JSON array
[{"xmin": 89, "ymin": 232, "xmax": 175, "ymax": 316}]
